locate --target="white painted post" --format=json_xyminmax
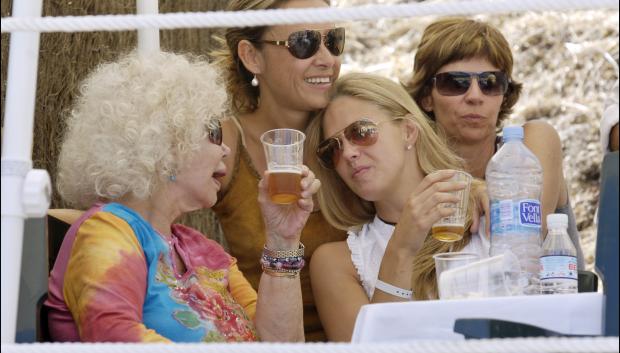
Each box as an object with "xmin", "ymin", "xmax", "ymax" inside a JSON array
[
  {"xmin": 1, "ymin": 0, "xmax": 43, "ymax": 343},
  {"xmin": 137, "ymin": 0, "xmax": 160, "ymax": 54}
]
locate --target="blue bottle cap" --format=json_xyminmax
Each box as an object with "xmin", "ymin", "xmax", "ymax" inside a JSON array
[{"xmin": 502, "ymin": 125, "xmax": 524, "ymax": 142}]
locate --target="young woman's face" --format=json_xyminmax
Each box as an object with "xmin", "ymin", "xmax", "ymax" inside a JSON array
[
  {"xmin": 322, "ymin": 96, "xmax": 408, "ymax": 201},
  {"xmin": 421, "ymin": 56, "xmax": 504, "ymax": 144},
  {"xmin": 255, "ymin": 0, "xmax": 342, "ymax": 112}
]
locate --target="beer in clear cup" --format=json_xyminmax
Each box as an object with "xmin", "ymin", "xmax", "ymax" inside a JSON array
[
  {"xmin": 431, "ymin": 170, "xmax": 472, "ymax": 242},
  {"xmin": 260, "ymin": 128, "xmax": 305, "ymax": 205}
]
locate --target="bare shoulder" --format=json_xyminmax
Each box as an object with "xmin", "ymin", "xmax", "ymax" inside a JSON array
[
  {"xmin": 523, "ymin": 120, "xmax": 561, "ymax": 142},
  {"xmin": 523, "ymin": 120, "xmax": 562, "ymax": 153},
  {"xmin": 310, "ymin": 241, "xmax": 356, "ymax": 276}
]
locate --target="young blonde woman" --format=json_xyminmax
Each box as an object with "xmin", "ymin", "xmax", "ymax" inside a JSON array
[
  {"xmin": 210, "ymin": 0, "xmax": 347, "ymax": 341},
  {"xmin": 306, "ymin": 73, "xmax": 488, "ymax": 341}
]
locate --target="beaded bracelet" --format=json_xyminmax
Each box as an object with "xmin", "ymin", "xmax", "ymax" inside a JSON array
[
  {"xmin": 261, "ymin": 242, "xmax": 305, "ymax": 277},
  {"xmin": 260, "ymin": 255, "xmax": 305, "ymax": 270}
]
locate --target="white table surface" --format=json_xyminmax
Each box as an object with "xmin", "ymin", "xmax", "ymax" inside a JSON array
[{"xmin": 352, "ymin": 292, "xmax": 604, "ymax": 343}]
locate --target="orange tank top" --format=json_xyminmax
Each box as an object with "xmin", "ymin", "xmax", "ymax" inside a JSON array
[{"xmin": 212, "ymin": 138, "xmax": 346, "ymax": 342}]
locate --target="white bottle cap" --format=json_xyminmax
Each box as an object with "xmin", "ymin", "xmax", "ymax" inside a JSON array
[{"xmin": 547, "ymin": 213, "xmax": 568, "ymax": 229}]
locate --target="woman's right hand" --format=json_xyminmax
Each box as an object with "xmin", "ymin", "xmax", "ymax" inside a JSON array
[
  {"xmin": 257, "ymin": 165, "xmax": 320, "ymax": 250},
  {"xmin": 393, "ymin": 170, "xmax": 467, "ymax": 253}
]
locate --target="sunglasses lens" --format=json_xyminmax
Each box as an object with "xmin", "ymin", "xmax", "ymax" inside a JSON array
[
  {"xmin": 434, "ymin": 71, "xmax": 509, "ymax": 96},
  {"xmin": 288, "ymin": 30, "xmax": 321, "ymax": 59},
  {"xmin": 345, "ymin": 120, "xmax": 379, "ymax": 146},
  {"xmin": 478, "ymin": 71, "xmax": 509, "ymax": 96},
  {"xmin": 325, "ymin": 28, "xmax": 345, "ymax": 56},
  {"xmin": 208, "ymin": 120, "xmax": 222, "ymax": 145},
  {"xmin": 434, "ymin": 72, "xmax": 471, "ymax": 96},
  {"xmin": 317, "ymin": 138, "xmax": 340, "ymax": 169}
]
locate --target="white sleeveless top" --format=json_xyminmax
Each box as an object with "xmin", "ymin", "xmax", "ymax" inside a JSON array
[{"xmin": 347, "ymin": 215, "xmax": 490, "ymax": 299}]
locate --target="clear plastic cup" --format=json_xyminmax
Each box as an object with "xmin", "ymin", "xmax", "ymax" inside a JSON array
[
  {"xmin": 434, "ymin": 253, "xmax": 512, "ymax": 300},
  {"xmin": 260, "ymin": 129, "xmax": 305, "ymax": 204},
  {"xmin": 431, "ymin": 170, "xmax": 473, "ymax": 242}
]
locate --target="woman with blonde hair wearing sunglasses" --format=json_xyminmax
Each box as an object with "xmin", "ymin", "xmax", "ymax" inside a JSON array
[
  {"xmin": 306, "ymin": 72, "xmax": 488, "ymax": 341},
  {"xmin": 209, "ymin": 0, "xmax": 347, "ymax": 341},
  {"xmin": 404, "ymin": 18, "xmax": 584, "ymax": 269}
]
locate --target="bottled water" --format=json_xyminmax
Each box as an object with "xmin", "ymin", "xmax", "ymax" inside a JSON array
[
  {"xmin": 486, "ymin": 126, "xmax": 543, "ymax": 295},
  {"xmin": 539, "ymin": 213, "xmax": 578, "ymax": 294}
]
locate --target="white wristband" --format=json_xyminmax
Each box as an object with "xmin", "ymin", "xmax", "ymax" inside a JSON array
[{"xmin": 375, "ymin": 279, "xmax": 413, "ymax": 299}]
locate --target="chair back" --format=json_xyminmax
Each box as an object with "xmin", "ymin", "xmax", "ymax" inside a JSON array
[
  {"xmin": 595, "ymin": 151, "xmax": 619, "ymax": 336},
  {"xmin": 36, "ymin": 293, "xmax": 51, "ymax": 342},
  {"xmin": 46, "ymin": 209, "xmax": 84, "ymax": 272}
]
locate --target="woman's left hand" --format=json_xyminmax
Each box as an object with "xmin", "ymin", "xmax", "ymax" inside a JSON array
[{"xmin": 258, "ymin": 165, "xmax": 320, "ymax": 249}]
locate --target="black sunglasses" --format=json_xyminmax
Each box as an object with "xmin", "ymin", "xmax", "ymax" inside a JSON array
[
  {"xmin": 207, "ymin": 119, "xmax": 223, "ymax": 145},
  {"xmin": 431, "ymin": 71, "xmax": 510, "ymax": 96},
  {"xmin": 260, "ymin": 27, "xmax": 345, "ymax": 59},
  {"xmin": 316, "ymin": 118, "xmax": 403, "ymax": 169}
]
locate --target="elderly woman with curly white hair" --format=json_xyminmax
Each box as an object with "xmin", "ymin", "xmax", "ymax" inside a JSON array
[{"xmin": 44, "ymin": 51, "xmax": 317, "ymax": 343}]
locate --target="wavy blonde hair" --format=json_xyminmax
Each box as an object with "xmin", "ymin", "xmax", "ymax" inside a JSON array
[
  {"xmin": 404, "ymin": 17, "xmax": 522, "ymax": 127},
  {"xmin": 306, "ymin": 73, "xmax": 482, "ymax": 299},
  {"xmin": 57, "ymin": 51, "xmax": 228, "ymax": 209},
  {"xmin": 210, "ymin": 0, "xmax": 329, "ymax": 116}
]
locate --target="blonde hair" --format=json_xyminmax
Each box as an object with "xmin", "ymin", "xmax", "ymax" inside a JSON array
[
  {"xmin": 57, "ymin": 51, "xmax": 227, "ymax": 209},
  {"xmin": 306, "ymin": 72, "xmax": 481, "ymax": 299},
  {"xmin": 210, "ymin": 0, "xmax": 329, "ymax": 116},
  {"xmin": 404, "ymin": 17, "xmax": 522, "ymax": 127}
]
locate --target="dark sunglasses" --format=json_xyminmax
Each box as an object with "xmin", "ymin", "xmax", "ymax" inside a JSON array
[
  {"xmin": 431, "ymin": 71, "xmax": 510, "ymax": 96},
  {"xmin": 207, "ymin": 119, "xmax": 223, "ymax": 145},
  {"xmin": 260, "ymin": 27, "xmax": 345, "ymax": 59},
  {"xmin": 316, "ymin": 118, "xmax": 403, "ymax": 169}
]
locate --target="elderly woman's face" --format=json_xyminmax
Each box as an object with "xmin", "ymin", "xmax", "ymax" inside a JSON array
[
  {"xmin": 255, "ymin": 0, "xmax": 342, "ymax": 111},
  {"xmin": 421, "ymin": 56, "xmax": 504, "ymax": 144},
  {"xmin": 173, "ymin": 135, "xmax": 230, "ymax": 210}
]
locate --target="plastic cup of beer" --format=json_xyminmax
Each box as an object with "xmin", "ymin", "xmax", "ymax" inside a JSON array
[
  {"xmin": 431, "ymin": 170, "xmax": 472, "ymax": 242},
  {"xmin": 260, "ymin": 128, "xmax": 305, "ymax": 204}
]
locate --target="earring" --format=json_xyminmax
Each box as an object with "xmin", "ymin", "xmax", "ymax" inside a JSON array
[
  {"xmin": 251, "ymin": 75, "xmax": 259, "ymax": 87},
  {"xmin": 169, "ymin": 174, "xmax": 176, "ymax": 182},
  {"xmin": 406, "ymin": 145, "xmax": 412, "ymax": 151}
]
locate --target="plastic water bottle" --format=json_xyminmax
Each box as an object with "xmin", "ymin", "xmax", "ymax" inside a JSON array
[
  {"xmin": 486, "ymin": 125, "xmax": 543, "ymax": 295},
  {"xmin": 539, "ymin": 213, "xmax": 578, "ymax": 294}
]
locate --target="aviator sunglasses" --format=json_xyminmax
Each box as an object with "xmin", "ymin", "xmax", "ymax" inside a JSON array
[
  {"xmin": 431, "ymin": 71, "xmax": 510, "ymax": 96},
  {"xmin": 207, "ymin": 119, "xmax": 223, "ymax": 145},
  {"xmin": 316, "ymin": 117, "xmax": 403, "ymax": 169},
  {"xmin": 260, "ymin": 27, "xmax": 345, "ymax": 59}
]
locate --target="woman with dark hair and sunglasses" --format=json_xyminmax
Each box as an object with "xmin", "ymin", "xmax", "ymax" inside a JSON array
[
  {"xmin": 404, "ymin": 18, "xmax": 584, "ymax": 270},
  {"xmin": 209, "ymin": 0, "xmax": 347, "ymax": 341},
  {"xmin": 305, "ymin": 72, "xmax": 488, "ymax": 341},
  {"xmin": 45, "ymin": 51, "xmax": 319, "ymax": 342}
]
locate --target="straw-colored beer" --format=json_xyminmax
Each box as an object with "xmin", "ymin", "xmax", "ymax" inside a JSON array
[
  {"xmin": 432, "ymin": 224, "xmax": 465, "ymax": 242},
  {"xmin": 268, "ymin": 170, "xmax": 301, "ymax": 204}
]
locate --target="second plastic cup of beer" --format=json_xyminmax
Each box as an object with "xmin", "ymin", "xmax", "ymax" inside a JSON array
[
  {"xmin": 260, "ymin": 128, "xmax": 305, "ymax": 204},
  {"xmin": 431, "ymin": 170, "xmax": 472, "ymax": 242}
]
